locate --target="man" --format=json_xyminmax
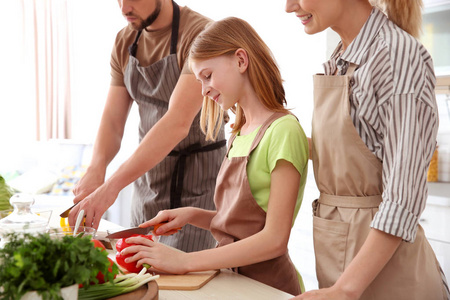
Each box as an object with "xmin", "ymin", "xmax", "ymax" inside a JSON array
[{"xmin": 68, "ymin": 0, "xmax": 226, "ymax": 252}]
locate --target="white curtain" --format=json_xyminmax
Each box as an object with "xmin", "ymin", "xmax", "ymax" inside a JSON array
[{"xmin": 22, "ymin": 0, "xmax": 73, "ymax": 140}]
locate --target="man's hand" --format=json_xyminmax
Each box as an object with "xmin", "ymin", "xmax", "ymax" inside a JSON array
[
  {"xmin": 72, "ymin": 168, "xmax": 105, "ymax": 204},
  {"xmin": 68, "ymin": 183, "xmax": 118, "ymax": 229}
]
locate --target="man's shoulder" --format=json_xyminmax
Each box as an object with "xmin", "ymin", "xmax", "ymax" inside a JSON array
[
  {"xmin": 179, "ymin": 6, "xmax": 211, "ymax": 35},
  {"xmin": 113, "ymin": 25, "xmax": 138, "ymax": 50}
]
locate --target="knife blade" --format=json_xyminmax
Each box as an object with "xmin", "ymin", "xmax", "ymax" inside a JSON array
[
  {"xmin": 60, "ymin": 204, "xmax": 77, "ymax": 218},
  {"xmin": 105, "ymin": 226, "xmax": 154, "ymax": 239}
]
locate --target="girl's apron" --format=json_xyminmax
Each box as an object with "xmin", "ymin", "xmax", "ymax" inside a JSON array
[
  {"xmin": 123, "ymin": 1, "xmax": 226, "ymax": 252},
  {"xmin": 210, "ymin": 112, "xmax": 302, "ymax": 296},
  {"xmin": 311, "ymin": 64, "xmax": 447, "ymax": 299}
]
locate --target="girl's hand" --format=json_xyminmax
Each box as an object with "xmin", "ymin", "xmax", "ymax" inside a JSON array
[
  {"xmin": 120, "ymin": 236, "xmax": 189, "ymax": 274},
  {"xmin": 139, "ymin": 208, "xmax": 190, "ymax": 236}
]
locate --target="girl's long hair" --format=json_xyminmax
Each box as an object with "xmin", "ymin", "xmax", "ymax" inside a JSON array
[
  {"xmin": 370, "ymin": 0, "xmax": 423, "ymax": 38},
  {"xmin": 189, "ymin": 17, "xmax": 287, "ymax": 141}
]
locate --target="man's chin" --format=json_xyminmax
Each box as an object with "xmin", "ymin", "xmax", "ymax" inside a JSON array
[{"xmin": 128, "ymin": 22, "xmax": 141, "ymax": 31}]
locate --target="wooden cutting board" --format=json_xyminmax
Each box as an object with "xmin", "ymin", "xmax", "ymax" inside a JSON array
[{"xmin": 156, "ymin": 269, "xmax": 220, "ymax": 290}]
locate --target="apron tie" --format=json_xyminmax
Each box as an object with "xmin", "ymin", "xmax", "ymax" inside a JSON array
[
  {"xmin": 168, "ymin": 140, "xmax": 226, "ymax": 208},
  {"xmin": 319, "ymin": 193, "xmax": 381, "ymax": 208}
]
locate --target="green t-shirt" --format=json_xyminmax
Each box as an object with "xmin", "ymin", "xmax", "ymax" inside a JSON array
[{"xmin": 228, "ymin": 114, "xmax": 309, "ymax": 222}]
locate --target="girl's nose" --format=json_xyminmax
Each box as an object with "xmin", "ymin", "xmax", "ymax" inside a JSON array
[{"xmin": 202, "ymin": 85, "xmax": 211, "ymax": 97}]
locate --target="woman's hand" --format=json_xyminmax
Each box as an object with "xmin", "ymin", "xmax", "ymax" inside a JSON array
[
  {"xmin": 120, "ymin": 235, "xmax": 189, "ymax": 274},
  {"xmin": 290, "ymin": 287, "xmax": 355, "ymax": 300}
]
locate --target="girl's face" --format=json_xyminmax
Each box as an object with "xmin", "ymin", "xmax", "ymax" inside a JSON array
[
  {"xmin": 191, "ymin": 52, "xmax": 247, "ymax": 111},
  {"xmin": 285, "ymin": 0, "xmax": 344, "ymax": 35}
]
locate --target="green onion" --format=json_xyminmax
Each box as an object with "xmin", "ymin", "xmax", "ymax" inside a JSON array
[{"xmin": 78, "ymin": 267, "xmax": 159, "ymax": 300}]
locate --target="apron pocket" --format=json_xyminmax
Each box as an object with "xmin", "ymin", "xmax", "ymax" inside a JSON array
[{"xmin": 313, "ymin": 215, "xmax": 349, "ymax": 288}]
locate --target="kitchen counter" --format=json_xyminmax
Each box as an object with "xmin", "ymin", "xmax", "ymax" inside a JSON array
[{"xmin": 34, "ymin": 195, "xmax": 295, "ymax": 300}]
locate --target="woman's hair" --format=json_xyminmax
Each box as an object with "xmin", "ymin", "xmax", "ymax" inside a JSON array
[
  {"xmin": 370, "ymin": 0, "xmax": 423, "ymax": 38},
  {"xmin": 189, "ymin": 17, "xmax": 287, "ymax": 141}
]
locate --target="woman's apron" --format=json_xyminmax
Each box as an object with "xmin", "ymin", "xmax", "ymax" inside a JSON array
[
  {"xmin": 210, "ymin": 112, "xmax": 302, "ymax": 296},
  {"xmin": 311, "ymin": 64, "xmax": 447, "ymax": 299},
  {"xmin": 123, "ymin": 1, "xmax": 226, "ymax": 253}
]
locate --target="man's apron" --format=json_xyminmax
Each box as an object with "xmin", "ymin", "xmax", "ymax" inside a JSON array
[
  {"xmin": 311, "ymin": 64, "xmax": 447, "ymax": 299},
  {"xmin": 123, "ymin": 1, "xmax": 226, "ymax": 253},
  {"xmin": 210, "ymin": 112, "xmax": 302, "ymax": 296}
]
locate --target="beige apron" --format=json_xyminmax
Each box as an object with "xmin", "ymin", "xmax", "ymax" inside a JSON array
[
  {"xmin": 311, "ymin": 64, "xmax": 447, "ymax": 299},
  {"xmin": 210, "ymin": 112, "xmax": 302, "ymax": 296}
]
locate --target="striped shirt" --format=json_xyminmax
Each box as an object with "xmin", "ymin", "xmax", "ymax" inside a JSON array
[{"xmin": 323, "ymin": 7, "xmax": 438, "ymax": 243}]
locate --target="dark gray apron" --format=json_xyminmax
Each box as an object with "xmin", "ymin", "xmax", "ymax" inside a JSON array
[{"xmin": 123, "ymin": 1, "xmax": 226, "ymax": 252}]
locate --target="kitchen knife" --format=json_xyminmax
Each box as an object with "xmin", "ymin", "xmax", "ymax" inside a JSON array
[
  {"xmin": 59, "ymin": 204, "xmax": 77, "ymax": 218},
  {"xmin": 105, "ymin": 226, "xmax": 154, "ymax": 239},
  {"xmin": 105, "ymin": 222, "xmax": 181, "ymax": 239}
]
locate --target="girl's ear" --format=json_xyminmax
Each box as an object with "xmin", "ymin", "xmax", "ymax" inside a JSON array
[{"xmin": 235, "ymin": 48, "xmax": 249, "ymax": 73}]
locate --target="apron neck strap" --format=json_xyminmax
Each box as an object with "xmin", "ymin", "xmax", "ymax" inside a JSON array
[
  {"xmin": 170, "ymin": 1, "xmax": 180, "ymax": 55},
  {"xmin": 128, "ymin": 30, "xmax": 143, "ymax": 57},
  {"xmin": 127, "ymin": 0, "xmax": 180, "ymax": 57}
]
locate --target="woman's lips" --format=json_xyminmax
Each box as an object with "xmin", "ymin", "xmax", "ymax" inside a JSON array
[{"xmin": 297, "ymin": 13, "xmax": 312, "ymax": 25}]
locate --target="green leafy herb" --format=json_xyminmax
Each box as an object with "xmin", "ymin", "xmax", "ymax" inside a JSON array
[
  {"xmin": 0, "ymin": 232, "xmax": 119, "ymax": 300},
  {"xmin": 0, "ymin": 175, "xmax": 13, "ymax": 211}
]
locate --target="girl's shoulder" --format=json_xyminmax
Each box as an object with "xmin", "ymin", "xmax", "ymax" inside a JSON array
[{"xmin": 267, "ymin": 114, "xmax": 305, "ymax": 135}]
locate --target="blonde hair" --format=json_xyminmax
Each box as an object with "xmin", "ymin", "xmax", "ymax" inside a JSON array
[
  {"xmin": 189, "ymin": 17, "xmax": 287, "ymax": 141},
  {"xmin": 370, "ymin": 0, "xmax": 423, "ymax": 38}
]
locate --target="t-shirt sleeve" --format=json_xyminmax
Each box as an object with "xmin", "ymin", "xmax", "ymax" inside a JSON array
[
  {"xmin": 267, "ymin": 116, "xmax": 309, "ymax": 176},
  {"xmin": 110, "ymin": 29, "xmax": 128, "ymax": 87}
]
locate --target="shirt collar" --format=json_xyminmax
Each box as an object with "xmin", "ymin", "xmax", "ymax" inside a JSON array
[{"xmin": 323, "ymin": 7, "xmax": 388, "ymax": 74}]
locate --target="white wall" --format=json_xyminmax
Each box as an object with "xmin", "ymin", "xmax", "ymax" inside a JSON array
[{"xmin": 0, "ymin": 0, "xmax": 327, "ymax": 151}]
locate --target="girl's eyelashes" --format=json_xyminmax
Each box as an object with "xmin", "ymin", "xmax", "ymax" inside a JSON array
[{"xmin": 204, "ymin": 73, "xmax": 211, "ymax": 80}]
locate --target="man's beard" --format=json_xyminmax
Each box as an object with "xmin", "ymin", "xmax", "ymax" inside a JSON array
[{"xmin": 139, "ymin": 0, "xmax": 162, "ymax": 31}]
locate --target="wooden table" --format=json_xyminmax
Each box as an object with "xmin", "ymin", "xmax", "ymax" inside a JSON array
[{"xmin": 34, "ymin": 195, "xmax": 295, "ymax": 300}]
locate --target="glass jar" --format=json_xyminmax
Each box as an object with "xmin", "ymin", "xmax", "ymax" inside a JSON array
[{"xmin": 0, "ymin": 193, "xmax": 49, "ymax": 248}]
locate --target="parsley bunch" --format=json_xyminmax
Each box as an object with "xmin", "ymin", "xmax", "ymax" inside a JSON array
[{"xmin": 0, "ymin": 232, "xmax": 119, "ymax": 300}]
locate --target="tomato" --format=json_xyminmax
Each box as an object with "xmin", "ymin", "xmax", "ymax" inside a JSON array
[
  {"xmin": 115, "ymin": 252, "xmax": 142, "ymax": 273},
  {"xmin": 115, "ymin": 234, "xmax": 153, "ymax": 252},
  {"xmin": 91, "ymin": 239, "xmax": 106, "ymax": 250},
  {"xmin": 96, "ymin": 257, "xmax": 115, "ymax": 284},
  {"xmin": 114, "ymin": 234, "xmax": 153, "ymax": 273},
  {"xmin": 91, "ymin": 239, "xmax": 116, "ymax": 284}
]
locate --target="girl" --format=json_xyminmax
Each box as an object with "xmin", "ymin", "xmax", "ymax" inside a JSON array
[
  {"xmin": 119, "ymin": 16, "xmax": 309, "ymax": 295},
  {"xmin": 285, "ymin": 0, "xmax": 450, "ymax": 299}
]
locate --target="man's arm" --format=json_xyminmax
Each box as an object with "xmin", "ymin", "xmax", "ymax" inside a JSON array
[
  {"xmin": 68, "ymin": 74, "xmax": 204, "ymax": 228},
  {"xmin": 72, "ymin": 85, "xmax": 132, "ymax": 203}
]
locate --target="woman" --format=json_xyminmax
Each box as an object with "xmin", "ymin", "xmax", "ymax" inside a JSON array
[
  {"xmin": 285, "ymin": 0, "xmax": 449, "ymax": 299},
  {"xmin": 119, "ymin": 17, "xmax": 309, "ymax": 295}
]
